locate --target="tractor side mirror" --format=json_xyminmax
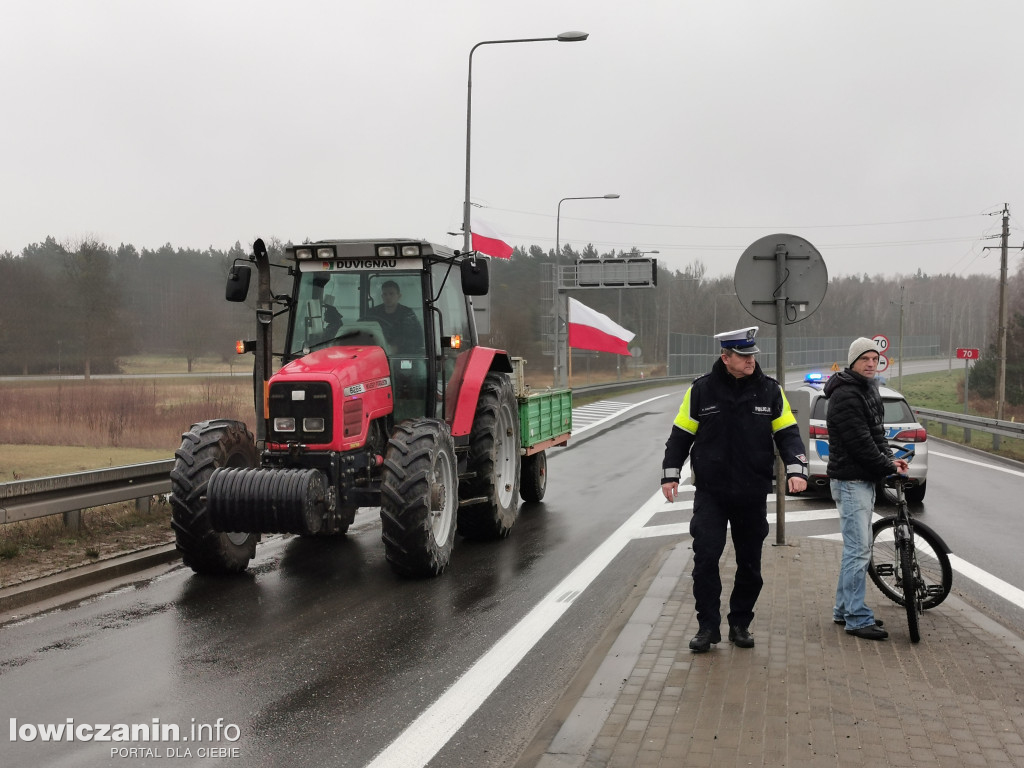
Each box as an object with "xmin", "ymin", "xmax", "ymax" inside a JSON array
[
  {"xmin": 460, "ymin": 258, "xmax": 489, "ymax": 296},
  {"xmin": 225, "ymin": 264, "xmax": 252, "ymax": 302}
]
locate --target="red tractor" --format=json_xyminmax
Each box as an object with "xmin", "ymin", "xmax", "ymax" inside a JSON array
[{"xmin": 170, "ymin": 238, "xmax": 569, "ymax": 578}]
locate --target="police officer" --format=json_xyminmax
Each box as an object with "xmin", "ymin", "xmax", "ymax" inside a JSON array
[{"xmin": 661, "ymin": 326, "xmax": 808, "ymax": 652}]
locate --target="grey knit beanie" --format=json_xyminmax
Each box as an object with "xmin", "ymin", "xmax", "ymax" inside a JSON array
[{"xmin": 847, "ymin": 337, "xmax": 877, "ymax": 367}]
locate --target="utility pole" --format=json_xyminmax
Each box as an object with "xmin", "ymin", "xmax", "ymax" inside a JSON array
[
  {"xmin": 889, "ymin": 285, "xmax": 908, "ymax": 391},
  {"xmin": 996, "ymin": 204, "xmax": 1009, "ymax": 423},
  {"xmin": 982, "ymin": 203, "xmax": 1021, "ymax": 432}
]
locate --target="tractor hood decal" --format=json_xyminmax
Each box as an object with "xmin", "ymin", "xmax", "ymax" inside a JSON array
[{"xmin": 343, "ymin": 377, "xmax": 391, "ymax": 396}]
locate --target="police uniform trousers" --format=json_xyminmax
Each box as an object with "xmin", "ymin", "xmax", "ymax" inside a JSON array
[{"xmin": 689, "ymin": 488, "xmax": 770, "ymax": 630}]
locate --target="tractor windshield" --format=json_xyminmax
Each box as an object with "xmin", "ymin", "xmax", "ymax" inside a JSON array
[{"xmin": 288, "ymin": 266, "xmax": 427, "ymax": 359}]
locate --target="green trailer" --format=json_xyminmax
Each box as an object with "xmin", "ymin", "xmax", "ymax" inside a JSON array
[{"xmin": 511, "ymin": 358, "xmax": 571, "ymax": 503}]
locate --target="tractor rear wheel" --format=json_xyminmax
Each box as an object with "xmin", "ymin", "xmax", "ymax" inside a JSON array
[
  {"xmin": 380, "ymin": 419, "xmax": 458, "ymax": 578},
  {"xmin": 458, "ymin": 373, "xmax": 521, "ymax": 539},
  {"xmin": 171, "ymin": 419, "xmax": 259, "ymax": 575}
]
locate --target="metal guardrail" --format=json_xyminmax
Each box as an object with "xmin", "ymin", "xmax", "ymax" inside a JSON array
[
  {"xmin": 0, "ymin": 460, "xmax": 174, "ymax": 526},
  {"xmin": 912, "ymin": 407, "xmax": 1024, "ymax": 448},
  {"xmin": 3, "ymin": 395, "xmax": 1014, "ymax": 530}
]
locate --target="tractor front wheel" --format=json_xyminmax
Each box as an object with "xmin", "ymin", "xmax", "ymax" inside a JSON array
[
  {"xmin": 380, "ymin": 419, "xmax": 458, "ymax": 578},
  {"xmin": 170, "ymin": 419, "xmax": 259, "ymax": 575}
]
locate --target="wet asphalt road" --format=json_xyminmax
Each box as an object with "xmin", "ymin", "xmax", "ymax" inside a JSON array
[
  {"xmin": 2, "ymin": 389, "xmax": 678, "ymax": 768},
  {"xmin": 4, "ymin": 376, "xmax": 1024, "ymax": 768}
]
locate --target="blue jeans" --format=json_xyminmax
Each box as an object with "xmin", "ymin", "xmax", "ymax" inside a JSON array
[{"xmin": 831, "ymin": 479, "xmax": 876, "ymax": 630}]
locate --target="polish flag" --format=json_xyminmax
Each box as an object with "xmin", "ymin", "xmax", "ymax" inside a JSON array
[
  {"xmin": 470, "ymin": 216, "xmax": 514, "ymax": 259},
  {"xmin": 568, "ymin": 298, "xmax": 635, "ymax": 356}
]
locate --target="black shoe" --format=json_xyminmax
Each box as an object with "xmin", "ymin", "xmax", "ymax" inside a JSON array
[
  {"xmin": 846, "ymin": 624, "xmax": 889, "ymax": 640},
  {"xmin": 689, "ymin": 627, "xmax": 722, "ymax": 653},
  {"xmin": 728, "ymin": 625, "xmax": 755, "ymax": 648},
  {"xmin": 833, "ymin": 618, "xmax": 884, "ymax": 627}
]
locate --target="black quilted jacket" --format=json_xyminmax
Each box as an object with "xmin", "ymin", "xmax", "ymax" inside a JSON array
[{"xmin": 823, "ymin": 369, "xmax": 897, "ymax": 482}]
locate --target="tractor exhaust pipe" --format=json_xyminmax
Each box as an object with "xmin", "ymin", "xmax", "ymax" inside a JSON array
[{"xmin": 252, "ymin": 238, "xmax": 273, "ymax": 445}]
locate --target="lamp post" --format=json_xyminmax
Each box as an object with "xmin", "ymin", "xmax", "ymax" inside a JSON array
[
  {"xmin": 553, "ymin": 193, "xmax": 619, "ymax": 387},
  {"xmin": 713, "ymin": 292, "xmax": 738, "ymax": 337},
  {"xmin": 463, "ymin": 31, "xmax": 589, "ymax": 257}
]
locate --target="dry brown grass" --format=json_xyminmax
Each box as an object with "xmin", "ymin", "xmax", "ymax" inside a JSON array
[{"xmin": 0, "ymin": 378, "xmax": 251, "ymax": 452}]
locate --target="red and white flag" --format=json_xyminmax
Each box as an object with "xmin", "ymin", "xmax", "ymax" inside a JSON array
[
  {"xmin": 568, "ymin": 298, "xmax": 635, "ymax": 356},
  {"xmin": 470, "ymin": 216, "xmax": 514, "ymax": 259}
]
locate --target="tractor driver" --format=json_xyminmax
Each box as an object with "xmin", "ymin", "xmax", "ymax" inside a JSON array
[{"xmin": 365, "ymin": 280, "xmax": 423, "ymax": 354}]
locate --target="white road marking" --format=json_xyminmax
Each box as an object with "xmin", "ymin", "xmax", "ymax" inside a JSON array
[
  {"xmin": 946, "ymin": 554, "xmax": 1024, "ymax": 609},
  {"xmin": 364, "ymin": 491, "xmax": 669, "ymax": 768},
  {"xmin": 572, "ymin": 393, "xmax": 674, "ymax": 435},
  {"xmin": 931, "ymin": 450, "xmax": 1024, "ymax": 479}
]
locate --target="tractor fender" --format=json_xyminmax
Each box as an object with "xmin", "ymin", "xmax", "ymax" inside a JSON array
[{"xmin": 446, "ymin": 347, "xmax": 513, "ymax": 437}]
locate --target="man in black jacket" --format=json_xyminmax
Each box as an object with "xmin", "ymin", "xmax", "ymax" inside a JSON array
[
  {"xmin": 365, "ymin": 280, "xmax": 423, "ymax": 354},
  {"xmin": 825, "ymin": 337, "xmax": 909, "ymax": 641},
  {"xmin": 661, "ymin": 327, "xmax": 808, "ymax": 652}
]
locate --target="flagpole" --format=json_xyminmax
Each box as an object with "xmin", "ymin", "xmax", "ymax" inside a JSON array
[{"xmin": 553, "ymin": 193, "xmax": 620, "ymax": 388}]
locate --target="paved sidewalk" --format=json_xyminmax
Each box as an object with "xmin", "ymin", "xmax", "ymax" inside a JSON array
[{"xmin": 535, "ymin": 536, "xmax": 1024, "ymax": 768}]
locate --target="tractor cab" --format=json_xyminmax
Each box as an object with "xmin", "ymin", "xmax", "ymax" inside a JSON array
[{"xmin": 227, "ymin": 238, "xmax": 489, "ymax": 429}]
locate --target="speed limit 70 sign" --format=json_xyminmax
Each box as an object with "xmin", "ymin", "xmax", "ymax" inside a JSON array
[
  {"xmin": 956, "ymin": 348, "xmax": 980, "ymax": 360},
  {"xmin": 872, "ymin": 334, "xmax": 890, "ymax": 354}
]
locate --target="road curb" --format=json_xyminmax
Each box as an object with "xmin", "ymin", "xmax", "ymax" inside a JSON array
[{"xmin": 0, "ymin": 543, "xmax": 181, "ymax": 613}]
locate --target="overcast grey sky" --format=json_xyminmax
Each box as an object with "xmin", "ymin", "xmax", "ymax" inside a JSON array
[{"xmin": 2, "ymin": 0, "xmax": 1021, "ymax": 279}]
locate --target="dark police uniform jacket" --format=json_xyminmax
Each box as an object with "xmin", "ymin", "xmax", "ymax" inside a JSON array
[{"xmin": 661, "ymin": 359, "xmax": 807, "ymax": 499}]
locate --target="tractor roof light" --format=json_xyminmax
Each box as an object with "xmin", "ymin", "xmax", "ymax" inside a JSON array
[
  {"xmin": 376, "ymin": 245, "xmax": 397, "ymax": 258},
  {"xmin": 400, "ymin": 244, "xmax": 422, "ymax": 257},
  {"xmin": 293, "ymin": 247, "xmax": 315, "ymax": 260},
  {"xmin": 315, "ymin": 245, "xmax": 336, "ymax": 259}
]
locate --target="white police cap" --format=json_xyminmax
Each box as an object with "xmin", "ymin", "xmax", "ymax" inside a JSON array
[{"xmin": 714, "ymin": 326, "xmax": 760, "ymax": 355}]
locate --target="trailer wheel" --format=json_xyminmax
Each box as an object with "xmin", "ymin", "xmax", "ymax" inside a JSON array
[
  {"xmin": 170, "ymin": 419, "xmax": 259, "ymax": 575},
  {"xmin": 380, "ymin": 419, "xmax": 458, "ymax": 578},
  {"xmin": 458, "ymin": 373, "xmax": 522, "ymax": 540},
  {"xmin": 520, "ymin": 450, "xmax": 547, "ymax": 503}
]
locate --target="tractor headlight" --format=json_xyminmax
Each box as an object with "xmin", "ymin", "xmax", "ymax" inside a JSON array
[
  {"xmin": 303, "ymin": 417, "xmax": 325, "ymax": 432},
  {"xmin": 274, "ymin": 417, "xmax": 297, "ymax": 432}
]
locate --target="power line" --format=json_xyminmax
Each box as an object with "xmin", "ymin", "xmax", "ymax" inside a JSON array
[{"xmin": 490, "ymin": 206, "xmax": 986, "ymax": 230}]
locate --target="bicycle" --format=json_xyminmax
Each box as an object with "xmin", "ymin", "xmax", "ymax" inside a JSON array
[{"xmin": 867, "ymin": 476, "xmax": 953, "ymax": 643}]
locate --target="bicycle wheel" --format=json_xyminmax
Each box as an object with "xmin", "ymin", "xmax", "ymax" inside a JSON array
[
  {"xmin": 869, "ymin": 518, "xmax": 952, "ymax": 609},
  {"xmin": 900, "ymin": 540, "xmax": 921, "ymax": 642}
]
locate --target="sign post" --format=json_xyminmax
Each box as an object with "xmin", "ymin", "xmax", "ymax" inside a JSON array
[
  {"xmin": 734, "ymin": 234, "xmax": 828, "ymax": 546},
  {"xmin": 957, "ymin": 348, "xmax": 980, "ymax": 418}
]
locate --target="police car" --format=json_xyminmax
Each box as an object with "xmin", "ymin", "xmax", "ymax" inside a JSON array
[{"xmin": 799, "ymin": 372, "xmax": 929, "ymax": 503}]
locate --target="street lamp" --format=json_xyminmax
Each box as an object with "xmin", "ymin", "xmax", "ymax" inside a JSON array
[
  {"xmin": 462, "ymin": 31, "xmax": 589, "ymax": 257},
  {"xmin": 555, "ymin": 194, "xmax": 619, "ymax": 263},
  {"xmin": 552, "ymin": 193, "xmax": 619, "ymax": 386},
  {"xmin": 713, "ymin": 292, "xmax": 737, "ymax": 337}
]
